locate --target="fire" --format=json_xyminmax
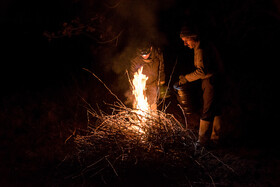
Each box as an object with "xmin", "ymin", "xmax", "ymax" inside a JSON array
[
  {"xmin": 132, "ymin": 67, "xmax": 150, "ymax": 113},
  {"xmin": 130, "ymin": 67, "xmax": 150, "ymax": 133}
]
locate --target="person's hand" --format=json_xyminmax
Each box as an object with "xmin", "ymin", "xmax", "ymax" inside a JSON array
[
  {"xmin": 179, "ymin": 75, "xmax": 188, "ymax": 85},
  {"xmin": 159, "ymin": 84, "xmax": 171, "ymax": 99},
  {"xmin": 160, "ymin": 81, "xmax": 165, "ymax": 86}
]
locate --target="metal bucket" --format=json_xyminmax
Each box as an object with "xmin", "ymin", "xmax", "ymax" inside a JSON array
[{"xmin": 173, "ymin": 82, "xmax": 201, "ymax": 114}]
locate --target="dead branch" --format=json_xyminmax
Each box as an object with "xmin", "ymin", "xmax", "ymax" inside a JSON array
[{"xmin": 83, "ymin": 68, "xmax": 126, "ymax": 108}]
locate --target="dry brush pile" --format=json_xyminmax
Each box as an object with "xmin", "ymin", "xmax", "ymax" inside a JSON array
[
  {"xmin": 57, "ymin": 101, "xmax": 237, "ymax": 186},
  {"xmin": 56, "ymin": 70, "xmax": 237, "ymax": 185}
]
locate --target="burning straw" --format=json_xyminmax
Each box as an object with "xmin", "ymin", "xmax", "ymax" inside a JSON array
[{"xmin": 60, "ymin": 69, "xmax": 236, "ymax": 185}]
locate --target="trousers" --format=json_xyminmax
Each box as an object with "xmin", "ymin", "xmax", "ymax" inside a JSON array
[
  {"xmin": 146, "ymin": 84, "xmax": 158, "ymax": 110},
  {"xmin": 201, "ymin": 76, "xmax": 222, "ymax": 121}
]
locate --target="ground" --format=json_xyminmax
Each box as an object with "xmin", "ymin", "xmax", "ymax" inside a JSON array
[{"xmin": 1, "ymin": 88, "xmax": 279, "ymax": 186}]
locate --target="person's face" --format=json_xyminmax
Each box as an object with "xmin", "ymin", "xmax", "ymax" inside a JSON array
[
  {"xmin": 141, "ymin": 47, "xmax": 152, "ymax": 59},
  {"xmin": 181, "ymin": 36, "xmax": 196, "ymax": 49}
]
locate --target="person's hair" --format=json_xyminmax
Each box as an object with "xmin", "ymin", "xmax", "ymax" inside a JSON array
[
  {"xmin": 180, "ymin": 25, "xmax": 198, "ymax": 38},
  {"xmin": 137, "ymin": 41, "xmax": 152, "ymax": 55}
]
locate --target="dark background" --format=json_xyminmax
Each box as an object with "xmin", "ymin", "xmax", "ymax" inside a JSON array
[{"xmin": 1, "ymin": 0, "xmax": 279, "ymax": 185}]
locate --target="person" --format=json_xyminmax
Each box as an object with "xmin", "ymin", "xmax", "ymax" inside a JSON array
[
  {"xmin": 179, "ymin": 26, "xmax": 224, "ymax": 148},
  {"xmin": 129, "ymin": 41, "xmax": 165, "ymax": 110}
]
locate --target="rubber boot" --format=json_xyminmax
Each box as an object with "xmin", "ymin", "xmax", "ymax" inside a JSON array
[
  {"xmin": 198, "ymin": 119, "xmax": 212, "ymax": 146},
  {"xmin": 211, "ymin": 116, "xmax": 222, "ymax": 142},
  {"xmin": 210, "ymin": 116, "xmax": 222, "ymax": 148},
  {"xmin": 194, "ymin": 120, "xmax": 212, "ymax": 156}
]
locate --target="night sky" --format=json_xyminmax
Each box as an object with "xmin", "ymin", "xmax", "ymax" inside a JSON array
[{"xmin": 1, "ymin": 0, "xmax": 280, "ymax": 185}]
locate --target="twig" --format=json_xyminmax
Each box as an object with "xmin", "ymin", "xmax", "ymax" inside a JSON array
[
  {"xmin": 96, "ymin": 103, "xmax": 104, "ymax": 118},
  {"xmin": 160, "ymin": 57, "xmax": 178, "ymax": 110},
  {"xmin": 105, "ymin": 155, "xmax": 119, "ymax": 176},
  {"xmin": 209, "ymin": 152, "xmax": 236, "ymax": 174},
  {"xmin": 80, "ymin": 95, "xmax": 96, "ymax": 113},
  {"xmin": 65, "ymin": 128, "xmax": 76, "ymax": 143},
  {"xmin": 97, "ymin": 30, "xmax": 124, "ymax": 44},
  {"xmin": 56, "ymin": 154, "xmax": 69, "ymax": 169},
  {"xmin": 125, "ymin": 70, "xmax": 133, "ymax": 89},
  {"xmin": 90, "ymin": 167, "xmax": 106, "ymax": 178},
  {"xmin": 83, "ymin": 68, "xmax": 126, "ymax": 108},
  {"xmin": 72, "ymin": 156, "xmax": 106, "ymax": 179},
  {"xmin": 194, "ymin": 159, "xmax": 216, "ymax": 187},
  {"xmin": 178, "ymin": 104, "xmax": 188, "ymax": 130}
]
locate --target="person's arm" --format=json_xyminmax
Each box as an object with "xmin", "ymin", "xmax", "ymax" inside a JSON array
[
  {"xmin": 129, "ymin": 57, "xmax": 141, "ymax": 79},
  {"xmin": 185, "ymin": 48, "xmax": 212, "ymax": 82}
]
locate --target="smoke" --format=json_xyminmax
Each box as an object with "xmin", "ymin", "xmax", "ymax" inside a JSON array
[
  {"xmin": 116, "ymin": 0, "xmax": 162, "ymax": 41},
  {"xmin": 101, "ymin": 0, "xmax": 169, "ymax": 97}
]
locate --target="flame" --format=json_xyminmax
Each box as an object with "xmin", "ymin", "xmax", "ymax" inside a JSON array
[
  {"xmin": 132, "ymin": 66, "xmax": 150, "ymax": 113},
  {"xmin": 131, "ymin": 67, "xmax": 150, "ymax": 133}
]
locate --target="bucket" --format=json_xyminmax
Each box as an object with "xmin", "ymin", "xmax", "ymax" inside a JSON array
[{"xmin": 173, "ymin": 82, "xmax": 201, "ymax": 114}]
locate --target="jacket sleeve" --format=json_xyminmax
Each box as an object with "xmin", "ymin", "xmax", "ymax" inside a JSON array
[
  {"xmin": 184, "ymin": 48, "xmax": 212, "ymax": 82},
  {"xmin": 129, "ymin": 58, "xmax": 139, "ymax": 79}
]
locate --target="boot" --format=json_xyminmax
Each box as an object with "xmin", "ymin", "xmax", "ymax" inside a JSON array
[
  {"xmin": 211, "ymin": 115, "xmax": 222, "ymax": 143},
  {"xmin": 197, "ymin": 119, "xmax": 212, "ymax": 146},
  {"xmin": 194, "ymin": 120, "xmax": 212, "ymax": 156}
]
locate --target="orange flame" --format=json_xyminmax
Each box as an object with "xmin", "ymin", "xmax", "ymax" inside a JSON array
[
  {"xmin": 132, "ymin": 67, "xmax": 150, "ymax": 113},
  {"xmin": 131, "ymin": 67, "xmax": 151, "ymax": 134}
]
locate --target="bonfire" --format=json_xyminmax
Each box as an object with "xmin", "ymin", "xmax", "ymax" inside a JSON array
[
  {"xmin": 60, "ymin": 68, "xmax": 236, "ymax": 185},
  {"xmin": 75, "ymin": 67, "xmax": 192, "ymax": 149}
]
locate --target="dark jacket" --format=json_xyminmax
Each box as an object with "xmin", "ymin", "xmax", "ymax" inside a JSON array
[
  {"xmin": 185, "ymin": 41, "xmax": 224, "ymax": 82},
  {"xmin": 130, "ymin": 47, "xmax": 165, "ymax": 86}
]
